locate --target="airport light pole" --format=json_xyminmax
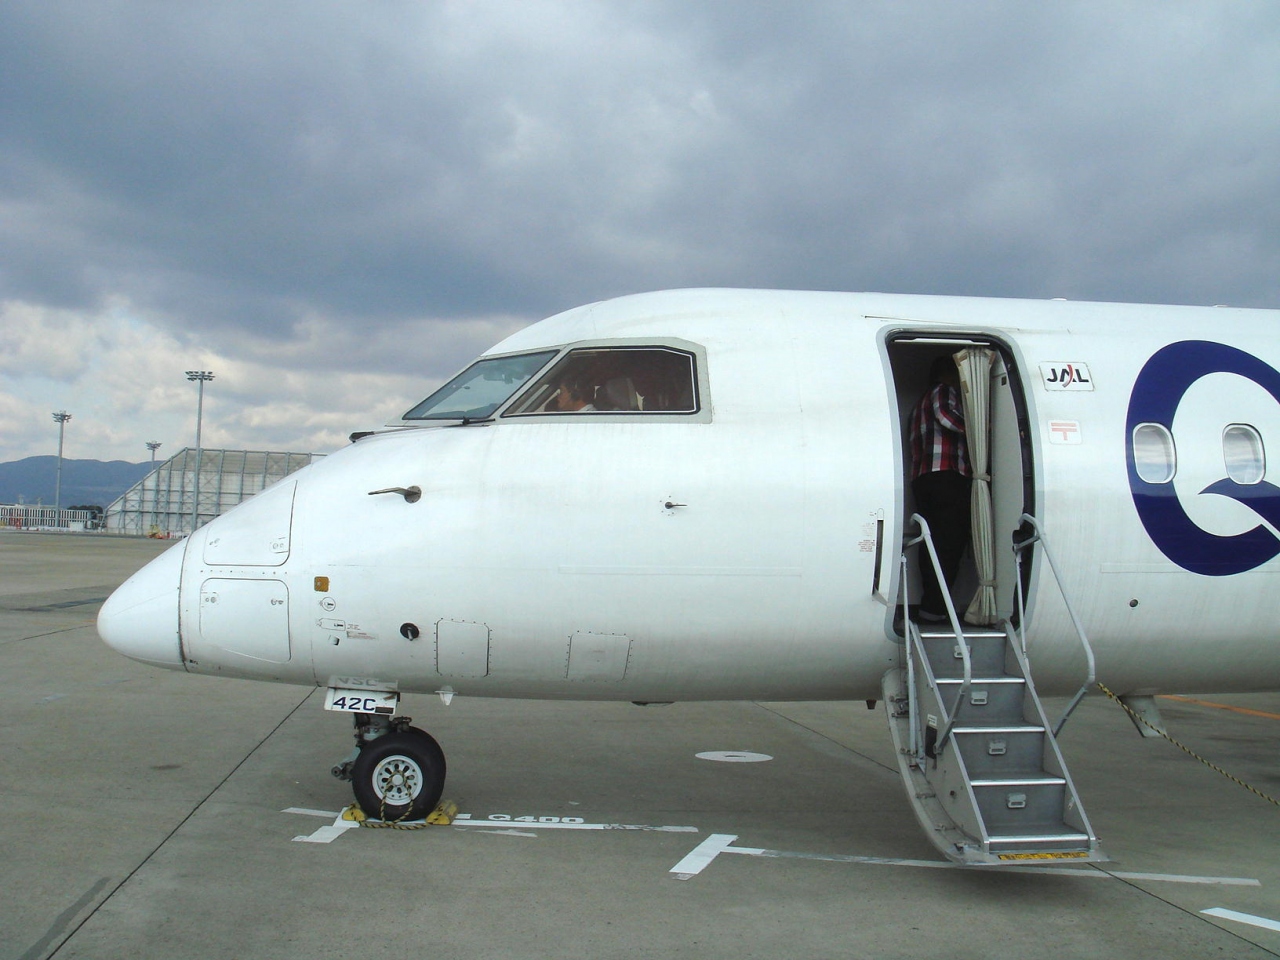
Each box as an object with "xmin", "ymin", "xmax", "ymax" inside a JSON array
[
  {"xmin": 52, "ymin": 411, "xmax": 72, "ymax": 509},
  {"xmin": 186, "ymin": 371, "xmax": 214, "ymax": 533},
  {"xmin": 146, "ymin": 440, "xmax": 163, "ymax": 536}
]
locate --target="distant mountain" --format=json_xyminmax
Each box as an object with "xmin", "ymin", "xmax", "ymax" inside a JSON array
[{"xmin": 0, "ymin": 456, "xmax": 153, "ymax": 509}]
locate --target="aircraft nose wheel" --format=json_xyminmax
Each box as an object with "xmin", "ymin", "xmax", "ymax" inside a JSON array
[{"xmin": 350, "ymin": 727, "xmax": 446, "ymax": 821}]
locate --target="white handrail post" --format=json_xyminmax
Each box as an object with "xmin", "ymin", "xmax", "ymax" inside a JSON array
[
  {"xmin": 1014, "ymin": 513, "xmax": 1097, "ymax": 735},
  {"xmin": 904, "ymin": 513, "xmax": 972, "ymax": 750}
]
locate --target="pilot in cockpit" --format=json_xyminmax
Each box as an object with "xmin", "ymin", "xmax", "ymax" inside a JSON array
[{"xmin": 546, "ymin": 373, "xmax": 596, "ymax": 412}]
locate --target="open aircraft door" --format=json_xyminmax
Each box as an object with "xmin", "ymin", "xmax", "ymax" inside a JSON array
[{"xmin": 884, "ymin": 334, "xmax": 1035, "ymax": 623}]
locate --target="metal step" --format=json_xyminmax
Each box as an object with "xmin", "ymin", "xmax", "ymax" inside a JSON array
[
  {"xmin": 920, "ymin": 635, "xmax": 1009, "ymax": 678},
  {"xmin": 987, "ymin": 829, "xmax": 1092, "ymax": 843},
  {"xmin": 985, "ymin": 830, "xmax": 1094, "ymax": 855},
  {"xmin": 935, "ymin": 676, "xmax": 1026, "ymax": 718},
  {"xmin": 972, "ymin": 777, "xmax": 1067, "ymax": 827},
  {"xmin": 953, "ymin": 726, "xmax": 1047, "ymax": 778},
  {"xmin": 917, "ymin": 625, "xmax": 1007, "ymax": 639}
]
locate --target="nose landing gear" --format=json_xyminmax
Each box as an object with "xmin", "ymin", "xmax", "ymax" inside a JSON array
[{"xmin": 331, "ymin": 714, "xmax": 446, "ymax": 821}]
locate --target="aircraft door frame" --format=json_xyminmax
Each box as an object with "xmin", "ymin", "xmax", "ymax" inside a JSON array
[{"xmin": 882, "ymin": 332, "xmax": 1036, "ymax": 627}]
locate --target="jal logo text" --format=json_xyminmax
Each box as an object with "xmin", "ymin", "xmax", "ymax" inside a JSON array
[{"xmin": 1040, "ymin": 362, "xmax": 1093, "ymax": 391}]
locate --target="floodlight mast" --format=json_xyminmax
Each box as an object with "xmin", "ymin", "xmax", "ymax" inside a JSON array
[
  {"xmin": 145, "ymin": 441, "xmax": 163, "ymax": 534},
  {"xmin": 52, "ymin": 411, "xmax": 72, "ymax": 509},
  {"xmin": 185, "ymin": 371, "xmax": 214, "ymax": 533}
]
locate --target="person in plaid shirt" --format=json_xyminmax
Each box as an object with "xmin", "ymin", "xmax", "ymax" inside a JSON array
[{"xmin": 908, "ymin": 355, "xmax": 972, "ymax": 622}]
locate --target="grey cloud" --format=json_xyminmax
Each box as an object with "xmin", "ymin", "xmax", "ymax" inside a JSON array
[{"xmin": 2, "ymin": 0, "xmax": 1279, "ymax": 367}]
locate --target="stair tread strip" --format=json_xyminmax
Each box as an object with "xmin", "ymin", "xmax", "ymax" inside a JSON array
[{"xmin": 935, "ymin": 676, "xmax": 1024, "ymax": 684}]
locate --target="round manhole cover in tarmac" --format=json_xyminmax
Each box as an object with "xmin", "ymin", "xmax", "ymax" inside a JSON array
[{"xmin": 695, "ymin": 751, "xmax": 773, "ymax": 763}]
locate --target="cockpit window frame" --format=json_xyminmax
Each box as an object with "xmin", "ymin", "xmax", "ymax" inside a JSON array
[
  {"xmin": 499, "ymin": 338, "xmax": 712, "ymax": 423},
  {"xmin": 397, "ymin": 349, "xmax": 559, "ymax": 423}
]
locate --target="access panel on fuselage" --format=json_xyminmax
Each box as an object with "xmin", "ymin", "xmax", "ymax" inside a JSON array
[{"xmin": 197, "ymin": 578, "xmax": 291, "ymax": 663}]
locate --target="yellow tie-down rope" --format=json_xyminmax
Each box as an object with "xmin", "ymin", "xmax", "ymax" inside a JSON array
[
  {"xmin": 340, "ymin": 799, "xmax": 459, "ymax": 830},
  {"xmin": 1096, "ymin": 682, "xmax": 1279, "ymax": 807}
]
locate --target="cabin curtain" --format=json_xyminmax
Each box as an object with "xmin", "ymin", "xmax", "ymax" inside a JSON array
[{"xmin": 955, "ymin": 347, "xmax": 998, "ymax": 626}]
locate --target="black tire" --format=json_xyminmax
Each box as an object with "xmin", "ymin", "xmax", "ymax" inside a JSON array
[{"xmin": 351, "ymin": 729, "xmax": 446, "ymax": 821}]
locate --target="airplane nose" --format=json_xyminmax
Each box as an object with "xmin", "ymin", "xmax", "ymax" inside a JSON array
[{"xmin": 98, "ymin": 541, "xmax": 186, "ymax": 668}]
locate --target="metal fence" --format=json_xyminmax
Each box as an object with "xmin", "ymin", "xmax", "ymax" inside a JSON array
[{"xmin": 105, "ymin": 448, "xmax": 324, "ymax": 538}]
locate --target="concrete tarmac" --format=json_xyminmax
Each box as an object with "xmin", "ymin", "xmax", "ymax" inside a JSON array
[{"xmin": 3, "ymin": 531, "xmax": 1279, "ymax": 960}]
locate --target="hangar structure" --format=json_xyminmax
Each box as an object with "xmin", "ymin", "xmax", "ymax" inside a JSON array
[{"xmin": 105, "ymin": 448, "xmax": 323, "ymax": 538}]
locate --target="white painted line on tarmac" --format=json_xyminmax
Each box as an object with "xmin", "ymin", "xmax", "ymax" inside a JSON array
[
  {"xmin": 283, "ymin": 808, "xmax": 698, "ymax": 844},
  {"xmin": 284, "ymin": 808, "xmax": 360, "ymax": 844},
  {"xmin": 453, "ymin": 815, "xmax": 697, "ymax": 832},
  {"xmin": 669, "ymin": 835, "xmax": 1262, "ymax": 886},
  {"xmin": 670, "ymin": 834, "xmax": 741, "ymax": 879},
  {"xmin": 1202, "ymin": 908, "xmax": 1280, "ymax": 932},
  {"xmin": 1111, "ymin": 871, "xmax": 1260, "ymax": 886},
  {"xmin": 283, "ymin": 806, "xmax": 357, "ymax": 844},
  {"xmin": 475, "ymin": 828, "xmax": 539, "ymax": 837},
  {"xmin": 294, "ymin": 821, "xmax": 361, "ymax": 844},
  {"xmin": 727, "ymin": 847, "xmax": 958, "ymax": 870},
  {"xmin": 283, "ymin": 806, "xmax": 342, "ymax": 818}
]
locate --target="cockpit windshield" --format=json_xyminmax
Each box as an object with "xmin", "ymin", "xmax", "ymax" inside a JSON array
[
  {"xmin": 401, "ymin": 351, "xmax": 557, "ymax": 421},
  {"xmin": 504, "ymin": 347, "xmax": 699, "ymax": 415}
]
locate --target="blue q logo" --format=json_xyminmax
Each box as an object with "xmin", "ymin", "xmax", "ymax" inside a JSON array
[{"xmin": 1126, "ymin": 341, "xmax": 1280, "ymax": 576}]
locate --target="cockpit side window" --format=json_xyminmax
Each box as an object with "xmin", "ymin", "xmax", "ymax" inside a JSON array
[
  {"xmin": 503, "ymin": 347, "xmax": 699, "ymax": 416},
  {"xmin": 401, "ymin": 351, "xmax": 557, "ymax": 421}
]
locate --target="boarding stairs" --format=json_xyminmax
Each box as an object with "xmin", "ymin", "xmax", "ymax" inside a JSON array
[{"xmin": 882, "ymin": 515, "xmax": 1106, "ymax": 866}]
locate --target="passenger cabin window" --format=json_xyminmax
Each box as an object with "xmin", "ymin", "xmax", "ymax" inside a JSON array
[
  {"xmin": 401, "ymin": 351, "xmax": 557, "ymax": 421},
  {"xmin": 1223, "ymin": 424, "xmax": 1265, "ymax": 485},
  {"xmin": 504, "ymin": 347, "xmax": 699, "ymax": 416},
  {"xmin": 1132, "ymin": 423, "xmax": 1176, "ymax": 484}
]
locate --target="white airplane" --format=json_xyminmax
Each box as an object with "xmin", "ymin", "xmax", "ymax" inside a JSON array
[{"xmin": 98, "ymin": 288, "xmax": 1280, "ymax": 864}]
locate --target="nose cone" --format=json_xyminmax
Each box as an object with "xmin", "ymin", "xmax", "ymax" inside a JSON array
[{"xmin": 98, "ymin": 542, "xmax": 186, "ymax": 668}]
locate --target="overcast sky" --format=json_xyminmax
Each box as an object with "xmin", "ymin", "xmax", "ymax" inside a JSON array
[{"xmin": 3, "ymin": 2, "xmax": 1279, "ymax": 463}]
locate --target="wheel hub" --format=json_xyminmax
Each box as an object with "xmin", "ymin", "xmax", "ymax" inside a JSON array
[{"xmin": 372, "ymin": 756, "xmax": 422, "ymax": 804}]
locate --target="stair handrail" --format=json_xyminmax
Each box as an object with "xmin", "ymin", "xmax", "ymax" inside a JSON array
[
  {"xmin": 899, "ymin": 549, "xmax": 920, "ymax": 759},
  {"xmin": 1011, "ymin": 513, "xmax": 1096, "ymax": 736},
  {"xmin": 902, "ymin": 513, "xmax": 972, "ymax": 749}
]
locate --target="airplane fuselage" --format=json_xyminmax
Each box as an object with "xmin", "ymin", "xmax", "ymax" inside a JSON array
[{"xmin": 101, "ymin": 289, "xmax": 1280, "ymax": 705}]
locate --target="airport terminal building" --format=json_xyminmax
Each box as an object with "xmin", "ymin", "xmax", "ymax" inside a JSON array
[{"xmin": 105, "ymin": 448, "xmax": 323, "ymax": 537}]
